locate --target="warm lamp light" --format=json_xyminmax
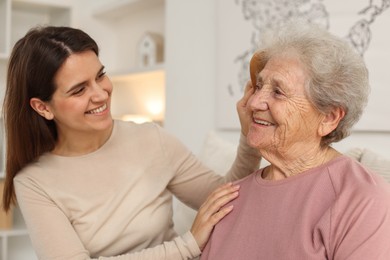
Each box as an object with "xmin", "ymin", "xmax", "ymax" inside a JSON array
[
  {"xmin": 110, "ymin": 69, "xmax": 165, "ymax": 125},
  {"xmin": 146, "ymin": 100, "xmax": 163, "ymax": 116},
  {"xmin": 121, "ymin": 114, "xmax": 152, "ymax": 124}
]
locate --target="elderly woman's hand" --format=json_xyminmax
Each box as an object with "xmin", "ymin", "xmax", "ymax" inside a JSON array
[
  {"xmin": 190, "ymin": 182, "xmax": 240, "ymax": 250},
  {"xmin": 237, "ymin": 80, "xmax": 255, "ymax": 136}
]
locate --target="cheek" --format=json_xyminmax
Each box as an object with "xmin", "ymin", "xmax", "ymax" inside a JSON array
[
  {"xmin": 57, "ymin": 101, "xmax": 82, "ymax": 118},
  {"xmin": 51, "ymin": 96, "xmax": 85, "ymax": 116},
  {"xmin": 279, "ymin": 99, "xmax": 308, "ymax": 128}
]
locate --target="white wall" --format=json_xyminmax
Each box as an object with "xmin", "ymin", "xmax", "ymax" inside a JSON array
[
  {"xmin": 164, "ymin": 0, "xmax": 223, "ymax": 154},
  {"xmin": 72, "ymin": 0, "xmax": 165, "ymax": 74}
]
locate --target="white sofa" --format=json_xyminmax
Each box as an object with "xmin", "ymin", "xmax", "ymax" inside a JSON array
[{"xmin": 173, "ymin": 131, "xmax": 390, "ymax": 235}]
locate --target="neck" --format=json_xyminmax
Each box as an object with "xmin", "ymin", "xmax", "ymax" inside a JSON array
[
  {"xmin": 52, "ymin": 124, "xmax": 113, "ymax": 157},
  {"xmin": 261, "ymin": 146, "xmax": 341, "ymax": 180}
]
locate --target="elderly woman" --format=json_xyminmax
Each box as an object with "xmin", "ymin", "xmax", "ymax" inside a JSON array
[{"xmin": 200, "ymin": 22, "xmax": 390, "ymax": 259}]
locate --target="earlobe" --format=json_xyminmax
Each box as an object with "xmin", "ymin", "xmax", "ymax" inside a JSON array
[
  {"xmin": 318, "ymin": 107, "xmax": 345, "ymax": 137},
  {"xmin": 30, "ymin": 98, "xmax": 54, "ymax": 120}
]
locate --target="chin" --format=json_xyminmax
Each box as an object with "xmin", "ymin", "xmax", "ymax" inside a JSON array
[
  {"xmin": 248, "ymin": 131, "xmax": 273, "ymax": 151},
  {"xmin": 246, "ymin": 132, "xmax": 260, "ymax": 148}
]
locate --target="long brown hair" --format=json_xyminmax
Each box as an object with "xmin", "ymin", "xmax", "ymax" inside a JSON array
[{"xmin": 2, "ymin": 26, "xmax": 99, "ymax": 211}]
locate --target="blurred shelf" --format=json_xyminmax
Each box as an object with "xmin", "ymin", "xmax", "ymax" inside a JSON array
[{"xmin": 92, "ymin": 0, "xmax": 164, "ymax": 20}]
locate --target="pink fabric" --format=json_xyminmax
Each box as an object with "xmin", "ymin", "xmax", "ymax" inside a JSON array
[{"xmin": 201, "ymin": 156, "xmax": 390, "ymax": 260}]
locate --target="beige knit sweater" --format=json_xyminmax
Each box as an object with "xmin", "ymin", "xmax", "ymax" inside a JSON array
[{"xmin": 14, "ymin": 120, "xmax": 260, "ymax": 259}]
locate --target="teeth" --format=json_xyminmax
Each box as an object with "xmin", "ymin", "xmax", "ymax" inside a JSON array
[
  {"xmin": 86, "ymin": 104, "xmax": 107, "ymax": 114},
  {"xmin": 254, "ymin": 119, "xmax": 272, "ymax": 126}
]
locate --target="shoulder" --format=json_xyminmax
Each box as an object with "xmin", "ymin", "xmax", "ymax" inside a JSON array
[
  {"xmin": 327, "ymin": 155, "xmax": 390, "ymax": 205},
  {"xmin": 112, "ymin": 120, "xmax": 172, "ymax": 147},
  {"xmin": 233, "ymin": 169, "xmax": 260, "ymax": 187},
  {"xmin": 328, "ymin": 155, "xmax": 390, "ymax": 189},
  {"xmin": 114, "ymin": 119, "xmax": 160, "ymax": 136},
  {"xmin": 113, "ymin": 120, "xmax": 189, "ymax": 160},
  {"xmin": 114, "ymin": 120, "xmax": 177, "ymax": 142},
  {"xmin": 13, "ymin": 156, "xmax": 51, "ymax": 195}
]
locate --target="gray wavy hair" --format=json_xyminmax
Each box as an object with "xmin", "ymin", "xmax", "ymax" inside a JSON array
[{"xmin": 251, "ymin": 21, "xmax": 370, "ymax": 146}]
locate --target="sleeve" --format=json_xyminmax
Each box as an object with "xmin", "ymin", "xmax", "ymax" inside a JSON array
[
  {"xmin": 14, "ymin": 177, "xmax": 201, "ymax": 260},
  {"xmin": 332, "ymin": 190, "xmax": 390, "ymax": 259},
  {"xmin": 158, "ymin": 126, "xmax": 261, "ymax": 210}
]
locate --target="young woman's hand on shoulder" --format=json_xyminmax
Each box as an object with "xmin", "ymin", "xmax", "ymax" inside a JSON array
[{"xmin": 190, "ymin": 182, "xmax": 240, "ymax": 250}]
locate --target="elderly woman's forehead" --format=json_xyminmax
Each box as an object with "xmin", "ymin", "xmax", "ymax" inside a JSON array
[
  {"xmin": 260, "ymin": 55, "xmax": 308, "ymax": 80},
  {"xmin": 250, "ymin": 50, "xmax": 307, "ymax": 82}
]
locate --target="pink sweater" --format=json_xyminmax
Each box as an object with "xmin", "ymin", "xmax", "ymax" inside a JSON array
[{"xmin": 201, "ymin": 155, "xmax": 390, "ymax": 260}]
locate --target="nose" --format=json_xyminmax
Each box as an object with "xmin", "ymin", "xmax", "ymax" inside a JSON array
[
  {"xmin": 249, "ymin": 86, "xmax": 270, "ymax": 111},
  {"xmin": 90, "ymin": 81, "xmax": 111, "ymax": 102}
]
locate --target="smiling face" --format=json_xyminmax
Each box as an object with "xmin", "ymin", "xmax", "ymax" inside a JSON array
[
  {"xmin": 43, "ymin": 50, "xmax": 113, "ymax": 139},
  {"xmin": 247, "ymin": 53, "xmax": 326, "ymax": 158}
]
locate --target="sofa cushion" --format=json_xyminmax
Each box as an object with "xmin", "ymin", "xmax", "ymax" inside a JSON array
[
  {"xmin": 198, "ymin": 131, "xmax": 237, "ymax": 175},
  {"xmin": 360, "ymin": 149, "xmax": 390, "ymax": 182}
]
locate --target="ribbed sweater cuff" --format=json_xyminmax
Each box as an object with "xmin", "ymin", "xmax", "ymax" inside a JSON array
[{"xmin": 178, "ymin": 231, "xmax": 201, "ymax": 258}]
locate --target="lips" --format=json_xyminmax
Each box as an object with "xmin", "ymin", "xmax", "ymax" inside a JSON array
[{"xmin": 85, "ymin": 103, "xmax": 107, "ymax": 114}]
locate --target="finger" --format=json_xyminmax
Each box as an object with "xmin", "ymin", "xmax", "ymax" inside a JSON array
[
  {"xmin": 208, "ymin": 205, "xmax": 234, "ymax": 225},
  {"xmin": 237, "ymin": 81, "xmax": 254, "ymax": 106},
  {"xmin": 201, "ymin": 183, "xmax": 240, "ymax": 209},
  {"xmin": 242, "ymin": 81, "xmax": 254, "ymax": 104},
  {"xmin": 208, "ymin": 190, "xmax": 239, "ymax": 212},
  {"xmin": 199, "ymin": 187, "xmax": 239, "ymax": 218},
  {"xmin": 245, "ymin": 80, "xmax": 254, "ymax": 96}
]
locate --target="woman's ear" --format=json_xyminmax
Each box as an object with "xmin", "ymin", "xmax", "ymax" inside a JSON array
[
  {"xmin": 30, "ymin": 98, "xmax": 54, "ymax": 120},
  {"xmin": 318, "ymin": 107, "xmax": 345, "ymax": 137}
]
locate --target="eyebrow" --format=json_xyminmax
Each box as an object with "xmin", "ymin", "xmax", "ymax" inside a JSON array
[
  {"xmin": 66, "ymin": 65, "xmax": 105, "ymax": 94},
  {"xmin": 258, "ymin": 74, "xmax": 284, "ymax": 87}
]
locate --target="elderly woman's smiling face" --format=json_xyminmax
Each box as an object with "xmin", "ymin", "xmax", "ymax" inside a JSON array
[{"xmin": 247, "ymin": 53, "xmax": 326, "ymax": 157}]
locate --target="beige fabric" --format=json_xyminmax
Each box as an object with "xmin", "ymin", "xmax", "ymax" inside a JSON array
[{"xmin": 344, "ymin": 147, "xmax": 364, "ymax": 161}]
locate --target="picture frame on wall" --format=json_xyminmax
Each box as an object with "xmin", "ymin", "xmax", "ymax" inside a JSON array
[{"xmin": 216, "ymin": 0, "xmax": 390, "ymax": 131}]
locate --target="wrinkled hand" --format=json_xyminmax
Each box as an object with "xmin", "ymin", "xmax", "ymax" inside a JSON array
[
  {"xmin": 237, "ymin": 80, "xmax": 255, "ymax": 136},
  {"xmin": 190, "ymin": 182, "xmax": 240, "ymax": 251}
]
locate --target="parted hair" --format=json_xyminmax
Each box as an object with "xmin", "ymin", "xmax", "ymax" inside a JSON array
[
  {"xmin": 250, "ymin": 21, "xmax": 370, "ymax": 147},
  {"xmin": 2, "ymin": 26, "xmax": 99, "ymax": 211}
]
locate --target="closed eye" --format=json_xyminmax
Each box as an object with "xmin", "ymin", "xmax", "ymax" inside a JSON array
[
  {"xmin": 274, "ymin": 88, "xmax": 283, "ymax": 95},
  {"xmin": 97, "ymin": 66, "xmax": 106, "ymax": 81},
  {"xmin": 97, "ymin": 71, "xmax": 106, "ymax": 80},
  {"xmin": 72, "ymin": 86, "xmax": 86, "ymax": 96}
]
